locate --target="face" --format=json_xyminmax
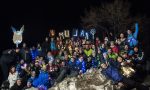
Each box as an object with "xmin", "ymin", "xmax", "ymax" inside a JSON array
[
  {"xmin": 15, "ymin": 48, "xmax": 20, "ymax": 53},
  {"xmin": 37, "ymin": 43, "xmax": 40, "ymax": 47},
  {"xmin": 48, "ymin": 62, "xmax": 53, "ymax": 66},
  {"xmin": 20, "ymin": 60, "xmax": 24, "ymax": 64},
  {"xmin": 102, "ymin": 44, "xmax": 105, "ymax": 48},
  {"xmin": 27, "ymin": 82, "xmax": 32, "ymax": 87},
  {"xmin": 110, "ymin": 42, "xmax": 114, "ymax": 46},
  {"xmin": 35, "ymin": 62, "xmax": 39, "ymax": 66},
  {"xmin": 47, "ymin": 52, "xmax": 52, "ymax": 56},
  {"xmin": 71, "ymin": 57, "xmax": 75, "ymax": 62},
  {"xmin": 101, "ymin": 63, "xmax": 107, "ymax": 69},
  {"xmin": 61, "ymin": 62, "xmax": 65, "ymax": 66},
  {"xmin": 127, "ymin": 30, "xmax": 132, "ymax": 34},
  {"xmin": 16, "ymin": 79, "xmax": 22, "ymax": 86},
  {"xmin": 117, "ymin": 57, "xmax": 123, "ymax": 62},
  {"xmin": 103, "ymin": 53, "xmax": 108, "ymax": 59},
  {"xmin": 65, "ymin": 55, "xmax": 69, "ymax": 60},
  {"xmin": 120, "ymin": 33, "xmax": 124, "ymax": 38},
  {"xmin": 122, "ymin": 53, "xmax": 127, "ymax": 58},
  {"xmin": 107, "ymin": 49, "xmax": 112, "ymax": 53},
  {"xmin": 11, "ymin": 67, "xmax": 16, "ymax": 73},
  {"xmin": 134, "ymin": 47, "xmax": 138, "ymax": 52},
  {"xmin": 31, "ymin": 71, "xmax": 36, "ymax": 77},
  {"xmin": 124, "ymin": 45, "xmax": 128, "ymax": 50},
  {"xmin": 45, "ymin": 37, "xmax": 48, "ymax": 42},
  {"xmin": 92, "ymin": 45, "xmax": 95, "ymax": 49},
  {"xmin": 85, "ymin": 45, "xmax": 89, "ymax": 49},
  {"xmin": 79, "ymin": 57, "xmax": 83, "ymax": 62},
  {"xmin": 54, "ymin": 66, "xmax": 58, "ymax": 71},
  {"xmin": 23, "ymin": 43, "xmax": 26, "ymax": 48},
  {"xmin": 98, "ymin": 50, "xmax": 101, "ymax": 54}
]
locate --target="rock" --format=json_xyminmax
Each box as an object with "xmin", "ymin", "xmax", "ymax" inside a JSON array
[{"xmin": 49, "ymin": 68, "xmax": 115, "ymax": 90}]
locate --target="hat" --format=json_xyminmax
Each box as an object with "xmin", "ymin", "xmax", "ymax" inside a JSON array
[{"xmin": 27, "ymin": 79, "xmax": 32, "ymax": 83}]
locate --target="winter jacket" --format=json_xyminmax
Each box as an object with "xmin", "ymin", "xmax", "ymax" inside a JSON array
[
  {"xmin": 102, "ymin": 66, "xmax": 123, "ymax": 83},
  {"xmin": 92, "ymin": 57, "xmax": 98, "ymax": 68},
  {"xmin": 8, "ymin": 72, "xmax": 18, "ymax": 88},
  {"xmin": 30, "ymin": 49, "xmax": 39, "ymax": 60},
  {"xmin": 32, "ymin": 70, "xmax": 50, "ymax": 88},
  {"xmin": 68, "ymin": 60, "xmax": 77, "ymax": 71},
  {"xmin": 127, "ymin": 23, "xmax": 139, "ymax": 47},
  {"xmin": 10, "ymin": 83, "xmax": 23, "ymax": 90},
  {"xmin": 76, "ymin": 60, "xmax": 86, "ymax": 73},
  {"xmin": 108, "ymin": 53, "xmax": 118, "ymax": 60},
  {"xmin": 84, "ymin": 49, "xmax": 93, "ymax": 57},
  {"xmin": 50, "ymin": 41, "xmax": 56, "ymax": 51},
  {"xmin": 111, "ymin": 46, "xmax": 119, "ymax": 54}
]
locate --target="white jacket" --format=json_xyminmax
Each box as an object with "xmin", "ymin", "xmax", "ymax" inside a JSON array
[{"xmin": 8, "ymin": 72, "xmax": 18, "ymax": 88}]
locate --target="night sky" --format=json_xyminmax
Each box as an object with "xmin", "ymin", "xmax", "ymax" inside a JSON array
[{"xmin": 0, "ymin": 0, "xmax": 150, "ymax": 54}]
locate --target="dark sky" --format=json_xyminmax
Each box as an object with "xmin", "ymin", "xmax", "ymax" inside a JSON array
[{"xmin": 0, "ymin": 0, "xmax": 150, "ymax": 53}]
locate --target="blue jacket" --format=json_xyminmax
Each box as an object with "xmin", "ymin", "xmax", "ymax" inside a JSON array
[
  {"xmin": 32, "ymin": 70, "xmax": 50, "ymax": 88},
  {"xmin": 92, "ymin": 57, "xmax": 98, "ymax": 68},
  {"xmin": 69, "ymin": 60, "xmax": 77, "ymax": 71},
  {"xmin": 76, "ymin": 60, "xmax": 86, "ymax": 73},
  {"xmin": 50, "ymin": 41, "xmax": 56, "ymax": 51},
  {"xmin": 127, "ymin": 23, "xmax": 139, "ymax": 47},
  {"xmin": 102, "ymin": 66, "xmax": 123, "ymax": 83},
  {"xmin": 30, "ymin": 49, "xmax": 39, "ymax": 60}
]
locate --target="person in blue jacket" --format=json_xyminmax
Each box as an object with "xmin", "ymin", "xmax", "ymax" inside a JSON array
[
  {"xmin": 30, "ymin": 46, "xmax": 39, "ymax": 61},
  {"xmin": 50, "ymin": 38, "xmax": 57, "ymax": 55},
  {"xmin": 127, "ymin": 23, "xmax": 139, "ymax": 47},
  {"xmin": 76, "ymin": 56, "xmax": 86, "ymax": 74},
  {"xmin": 101, "ymin": 63, "xmax": 149, "ymax": 90},
  {"xmin": 32, "ymin": 66, "xmax": 51, "ymax": 89},
  {"xmin": 68, "ymin": 57, "xmax": 78, "ymax": 77}
]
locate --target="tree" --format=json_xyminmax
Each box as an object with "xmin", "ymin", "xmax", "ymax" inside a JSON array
[{"xmin": 81, "ymin": 0, "xmax": 139, "ymax": 37}]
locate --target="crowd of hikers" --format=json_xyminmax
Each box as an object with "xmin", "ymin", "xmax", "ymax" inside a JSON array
[{"xmin": 0, "ymin": 23, "xmax": 149, "ymax": 90}]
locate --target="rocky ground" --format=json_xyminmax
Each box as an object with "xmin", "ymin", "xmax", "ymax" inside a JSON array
[{"xmin": 49, "ymin": 68, "xmax": 150, "ymax": 90}]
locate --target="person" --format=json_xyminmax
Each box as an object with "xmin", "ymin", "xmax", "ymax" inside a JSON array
[
  {"xmin": 23, "ymin": 79, "xmax": 37, "ymax": 90},
  {"xmin": 68, "ymin": 57, "xmax": 78, "ymax": 77},
  {"xmin": 46, "ymin": 51, "xmax": 54, "ymax": 63},
  {"xmin": 32, "ymin": 65, "xmax": 51, "ymax": 89},
  {"xmin": 101, "ymin": 63, "xmax": 149, "ymax": 90},
  {"xmin": 110, "ymin": 41, "xmax": 119, "ymax": 54},
  {"xmin": 55, "ymin": 61, "xmax": 68, "ymax": 83},
  {"xmin": 37, "ymin": 43, "xmax": 42, "ymax": 57},
  {"xmin": 127, "ymin": 23, "xmax": 139, "ymax": 47},
  {"xmin": 0, "ymin": 48, "xmax": 21, "ymax": 82},
  {"xmin": 50, "ymin": 38, "xmax": 57, "ymax": 55},
  {"xmin": 107, "ymin": 48, "xmax": 118, "ymax": 60},
  {"xmin": 10, "ymin": 78, "xmax": 23, "ymax": 90},
  {"xmin": 28, "ymin": 71, "xmax": 37, "ymax": 84},
  {"xmin": 76, "ymin": 56, "xmax": 86, "ymax": 74},
  {"xmin": 30, "ymin": 46, "xmax": 39, "ymax": 61},
  {"xmin": 116, "ymin": 33, "xmax": 126, "ymax": 51},
  {"xmin": 16, "ymin": 59, "xmax": 27, "ymax": 78},
  {"xmin": 84, "ymin": 45, "xmax": 93, "ymax": 57},
  {"xmin": 41, "ymin": 37, "xmax": 49, "ymax": 56},
  {"xmin": 8, "ymin": 66, "xmax": 18, "ymax": 88},
  {"xmin": 20, "ymin": 43, "xmax": 31, "ymax": 63}
]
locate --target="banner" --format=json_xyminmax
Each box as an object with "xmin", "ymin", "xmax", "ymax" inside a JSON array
[
  {"xmin": 72, "ymin": 29, "xmax": 78, "ymax": 37},
  {"xmin": 64, "ymin": 30, "xmax": 70, "ymax": 38}
]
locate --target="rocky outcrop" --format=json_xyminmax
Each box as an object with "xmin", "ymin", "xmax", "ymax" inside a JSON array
[{"xmin": 49, "ymin": 68, "xmax": 115, "ymax": 90}]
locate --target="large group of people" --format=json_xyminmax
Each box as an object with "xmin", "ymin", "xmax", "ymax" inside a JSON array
[{"xmin": 0, "ymin": 23, "xmax": 149, "ymax": 90}]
